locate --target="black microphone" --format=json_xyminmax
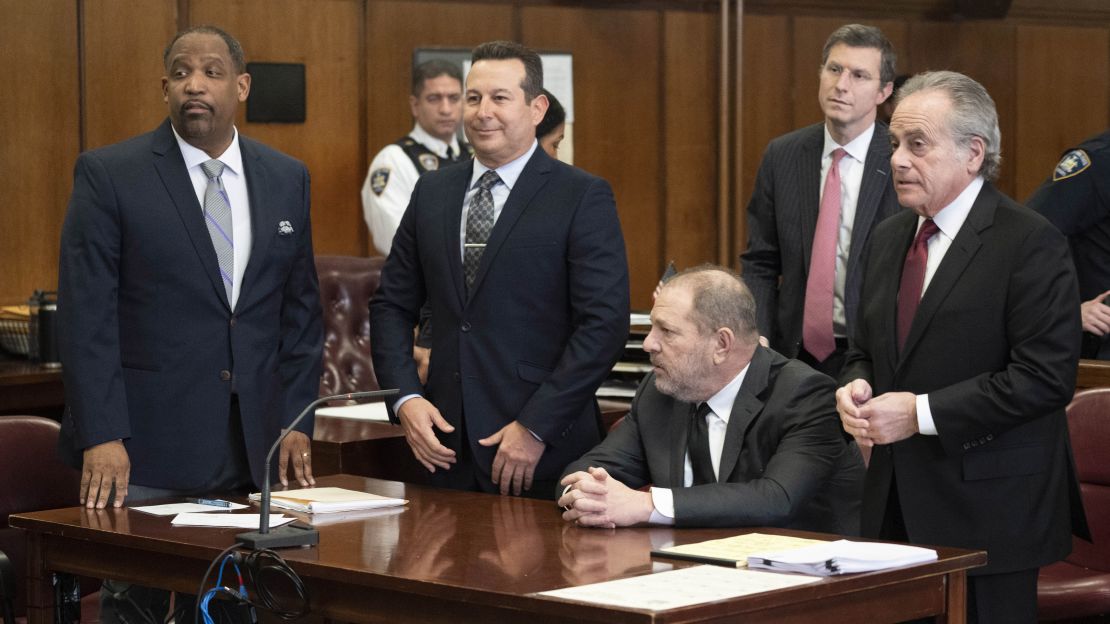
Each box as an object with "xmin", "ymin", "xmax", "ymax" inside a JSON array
[{"xmin": 237, "ymin": 388, "xmax": 398, "ymax": 549}]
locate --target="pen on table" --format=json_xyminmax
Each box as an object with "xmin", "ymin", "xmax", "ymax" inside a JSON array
[{"xmin": 188, "ymin": 498, "xmax": 232, "ymax": 508}]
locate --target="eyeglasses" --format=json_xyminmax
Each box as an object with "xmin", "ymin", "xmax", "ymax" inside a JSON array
[{"xmin": 823, "ymin": 63, "xmax": 878, "ymax": 85}]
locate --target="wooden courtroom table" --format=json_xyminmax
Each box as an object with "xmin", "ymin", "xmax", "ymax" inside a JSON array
[{"xmin": 13, "ymin": 474, "xmax": 985, "ymax": 624}]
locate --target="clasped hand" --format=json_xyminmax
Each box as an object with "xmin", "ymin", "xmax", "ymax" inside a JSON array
[{"xmin": 836, "ymin": 379, "xmax": 918, "ymax": 446}]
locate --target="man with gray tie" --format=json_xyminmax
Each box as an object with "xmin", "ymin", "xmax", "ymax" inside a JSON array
[{"xmin": 57, "ymin": 25, "xmax": 322, "ymax": 621}]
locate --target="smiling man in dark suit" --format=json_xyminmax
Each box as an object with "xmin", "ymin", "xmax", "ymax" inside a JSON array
[
  {"xmin": 742, "ymin": 24, "xmax": 901, "ymax": 378},
  {"xmin": 371, "ymin": 40, "xmax": 629, "ymax": 498},
  {"xmin": 838, "ymin": 71, "xmax": 1089, "ymax": 623},
  {"xmin": 558, "ymin": 266, "xmax": 862, "ymax": 532}
]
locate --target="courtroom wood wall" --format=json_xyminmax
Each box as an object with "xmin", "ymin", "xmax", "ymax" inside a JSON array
[{"xmin": 3, "ymin": 0, "xmax": 1108, "ymax": 313}]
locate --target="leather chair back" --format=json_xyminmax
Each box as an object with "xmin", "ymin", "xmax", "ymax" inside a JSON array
[
  {"xmin": 316, "ymin": 255, "xmax": 385, "ymax": 396},
  {"xmin": 1063, "ymin": 387, "xmax": 1110, "ymax": 571},
  {"xmin": 0, "ymin": 416, "xmax": 81, "ymax": 617}
]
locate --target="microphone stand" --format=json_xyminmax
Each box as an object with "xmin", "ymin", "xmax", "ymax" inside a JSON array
[{"xmin": 237, "ymin": 388, "xmax": 398, "ymax": 549}]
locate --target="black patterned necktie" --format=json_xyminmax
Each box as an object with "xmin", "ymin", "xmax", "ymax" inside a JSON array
[
  {"xmin": 688, "ymin": 403, "xmax": 716, "ymax": 485},
  {"xmin": 463, "ymin": 170, "xmax": 501, "ymax": 291}
]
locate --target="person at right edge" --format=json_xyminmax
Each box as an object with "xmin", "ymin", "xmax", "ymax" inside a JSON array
[
  {"xmin": 837, "ymin": 70, "xmax": 1089, "ymax": 623},
  {"xmin": 1026, "ymin": 129, "xmax": 1110, "ymax": 359}
]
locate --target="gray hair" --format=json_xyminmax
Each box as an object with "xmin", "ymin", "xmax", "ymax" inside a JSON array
[
  {"xmin": 664, "ymin": 265, "xmax": 759, "ymax": 344},
  {"xmin": 821, "ymin": 24, "xmax": 897, "ymax": 86},
  {"xmin": 896, "ymin": 70, "xmax": 1002, "ymax": 181}
]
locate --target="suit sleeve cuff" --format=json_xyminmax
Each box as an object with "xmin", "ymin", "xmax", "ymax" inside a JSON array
[
  {"xmin": 916, "ymin": 393, "xmax": 937, "ymax": 436},
  {"xmin": 649, "ymin": 487, "xmax": 676, "ymax": 525}
]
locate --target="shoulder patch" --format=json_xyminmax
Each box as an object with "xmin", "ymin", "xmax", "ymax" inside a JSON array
[
  {"xmin": 418, "ymin": 153, "xmax": 439, "ymax": 171},
  {"xmin": 1053, "ymin": 149, "xmax": 1091, "ymax": 181},
  {"xmin": 370, "ymin": 168, "xmax": 390, "ymax": 195}
]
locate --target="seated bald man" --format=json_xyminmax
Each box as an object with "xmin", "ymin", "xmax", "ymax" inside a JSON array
[{"xmin": 558, "ymin": 265, "xmax": 863, "ymax": 531}]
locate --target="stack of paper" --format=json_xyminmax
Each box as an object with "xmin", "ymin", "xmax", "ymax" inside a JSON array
[
  {"xmin": 747, "ymin": 539, "xmax": 938, "ymax": 576},
  {"xmin": 249, "ymin": 487, "xmax": 407, "ymax": 514},
  {"xmin": 652, "ymin": 532, "xmax": 827, "ymax": 567}
]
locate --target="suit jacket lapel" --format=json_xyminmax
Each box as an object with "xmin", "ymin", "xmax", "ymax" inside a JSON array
[
  {"xmin": 899, "ymin": 183, "xmax": 992, "ymax": 362},
  {"xmin": 798, "ymin": 128, "xmax": 824, "ymax": 271},
  {"xmin": 238, "ymin": 137, "xmax": 272, "ymax": 307},
  {"xmin": 718, "ymin": 347, "xmax": 770, "ymax": 480},
  {"xmin": 848, "ymin": 128, "xmax": 892, "ymax": 272},
  {"xmin": 467, "ymin": 149, "xmax": 553, "ymax": 299},
  {"xmin": 151, "ymin": 119, "xmax": 229, "ymax": 308},
  {"xmin": 445, "ymin": 162, "xmax": 475, "ymax": 307}
]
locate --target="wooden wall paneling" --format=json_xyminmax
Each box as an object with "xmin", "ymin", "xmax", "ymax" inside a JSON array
[
  {"xmin": 737, "ymin": 14, "xmax": 791, "ymax": 260},
  {"xmin": 82, "ymin": 0, "xmax": 176, "ymax": 151},
  {"xmin": 190, "ymin": 0, "xmax": 364, "ymax": 256},
  {"xmin": 908, "ymin": 22, "xmax": 1017, "ymax": 197},
  {"xmin": 1014, "ymin": 24, "xmax": 1109, "ymax": 203},
  {"xmin": 662, "ymin": 8, "xmax": 720, "ymax": 273},
  {"xmin": 0, "ymin": 1, "xmax": 79, "ymax": 304},
  {"xmin": 522, "ymin": 5, "xmax": 662, "ymax": 309},
  {"xmin": 364, "ymin": 0, "xmax": 513, "ymax": 255}
]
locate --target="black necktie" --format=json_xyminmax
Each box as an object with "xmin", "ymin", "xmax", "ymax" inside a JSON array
[
  {"xmin": 688, "ymin": 403, "xmax": 715, "ymax": 485},
  {"xmin": 445, "ymin": 145, "xmax": 454, "ymax": 161}
]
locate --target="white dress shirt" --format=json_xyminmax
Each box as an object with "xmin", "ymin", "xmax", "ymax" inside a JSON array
[
  {"xmin": 173, "ymin": 125, "xmax": 252, "ymax": 310},
  {"xmin": 913, "ymin": 176, "xmax": 984, "ymax": 435},
  {"xmin": 649, "ymin": 363, "xmax": 751, "ymax": 524}
]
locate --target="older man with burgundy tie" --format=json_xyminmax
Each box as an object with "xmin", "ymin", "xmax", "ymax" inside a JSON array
[{"xmin": 837, "ymin": 70, "xmax": 1089, "ymax": 623}]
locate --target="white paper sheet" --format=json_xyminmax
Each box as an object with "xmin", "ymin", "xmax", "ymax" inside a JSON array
[
  {"xmin": 132, "ymin": 502, "xmax": 248, "ymax": 516},
  {"xmin": 170, "ymin": 513, "xmax": 296, "ymax": 529},
  {"xmin": 315, "ymin": 402, "xmax": 391, "ymax": 422},
  {"xmin": 537, "ymin": 565, "xmax": 819, "ymax": 611}
]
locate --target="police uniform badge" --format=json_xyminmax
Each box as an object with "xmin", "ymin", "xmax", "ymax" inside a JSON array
[
  {"xmin": 1053, "ymin": 149, "xmax": 1091, "ymax": 181},
  {"xmin": 370, "ymin": 168, "xmax": 390, "ymax": 196},
  {"xmin": 419, "ymin": 153, "xmax": 440, "ymax": 171}
]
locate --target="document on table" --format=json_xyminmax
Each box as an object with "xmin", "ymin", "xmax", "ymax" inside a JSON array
[
  {"xmin": 652, "ymin": 532, "xmax": 828, "ymax": 567},
  {"xmin": 132, "ymin": 502, "xmax": 249, "ymax": 516},
  {"xmin": 170, "ymin": 513, "xmax": 296, "ymax": 529},
  {"xmin": 249, "ymin": 486, "xmax": 407, "ymax": 513},
  {"xmin": 537, "ymin": 565, "xmax": 820, "ymax": 611},
  {"xmin": 747, "ymin": 539, "xmax": 938, "ymax": 575},
  {"xmin": 315, "ymin": 401, "xmax": 391, "ymax": 422}
]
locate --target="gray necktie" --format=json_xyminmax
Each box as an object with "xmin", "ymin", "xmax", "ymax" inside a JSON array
[
  {"xmin": 201, "ymin": 159, "xmax": 234, "ymax": 302},
  {"xmin": 463, "ymin": 170, "xmax": 501, "ymax": 291}
]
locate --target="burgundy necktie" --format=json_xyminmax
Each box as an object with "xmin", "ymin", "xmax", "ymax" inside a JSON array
[
  {"xmin": 896, "ymin": 219, "xmax": 940, "ymax": 351},
  {"xmin": 802, "ymin": 148, "xmax": 847, "ymax": 362}
]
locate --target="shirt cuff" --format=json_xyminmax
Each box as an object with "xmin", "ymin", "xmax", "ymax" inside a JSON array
[
  {"xmin": 649, "ymin": 487, "xmax": 676, "ymax": 525},
  {"xmin": 916, "ymin": 393, "xmax": 937, "ymax": 436},
  {"xmin": 394, "ymin": 393, "xmax": 421, "ymax": 413}
]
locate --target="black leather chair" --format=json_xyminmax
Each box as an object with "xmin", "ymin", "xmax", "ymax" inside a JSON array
[
  {"xmin": 1038, "ymin": 387, "xmax": 1110, "ymax": 621},
  {"xmin": 315, "ymin": 255, "xmax": 386, "ymax": 396}
]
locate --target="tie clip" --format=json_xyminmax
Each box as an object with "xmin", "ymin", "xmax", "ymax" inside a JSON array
[{"xmin": 464, "ymin": 243, "xmax": 487, "ymax": 248}]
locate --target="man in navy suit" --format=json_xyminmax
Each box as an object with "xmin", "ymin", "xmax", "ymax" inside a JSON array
[
  {"xmin": 371, "ymin": 41, "xmax": 629, "ymax": 498},
  {"xmin": 58, "ymin": 26, "xmax": 323, "ymax": 621},
  {"xmin": 741, "ymin": 24, "xmax": 901, "ymax": 378},
  {"xmin": 838, "ymin": 71, "xmax": 1088, "ymax": 623},
  {"xmin": 58, "ymin": 26, "xmax": 322, "ymax": 507}
]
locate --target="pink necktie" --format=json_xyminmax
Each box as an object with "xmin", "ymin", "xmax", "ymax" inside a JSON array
[
  {"xmin": 897, "ymin": 219, "xmax": 940, "ymax": 351},
  {"xmin": 802, "ymin": 148, "xmax": 847, "ymax": 362}
]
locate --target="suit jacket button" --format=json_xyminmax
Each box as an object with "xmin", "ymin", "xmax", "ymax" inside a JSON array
[
  {"xmin": 461, "ymin": 322, "xmax": 472, "ymax": 332},
  {"xmin": 986, "ymin": 434, "xmax": 993, "ymax": 441},
  {"xmin": 220, "ymin": 370, "xmax": 232, "ymax": 381},
  {"xmin": 229, "ymin": 316, "xmax": 237, "ymax": 328},
  {"xmin": 963, "ymin": 442, "xmax": 971, "ymax": 450},
  {"xmin": 453, "ymin": 372, "xmax": 460, "ymax": 382}
]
